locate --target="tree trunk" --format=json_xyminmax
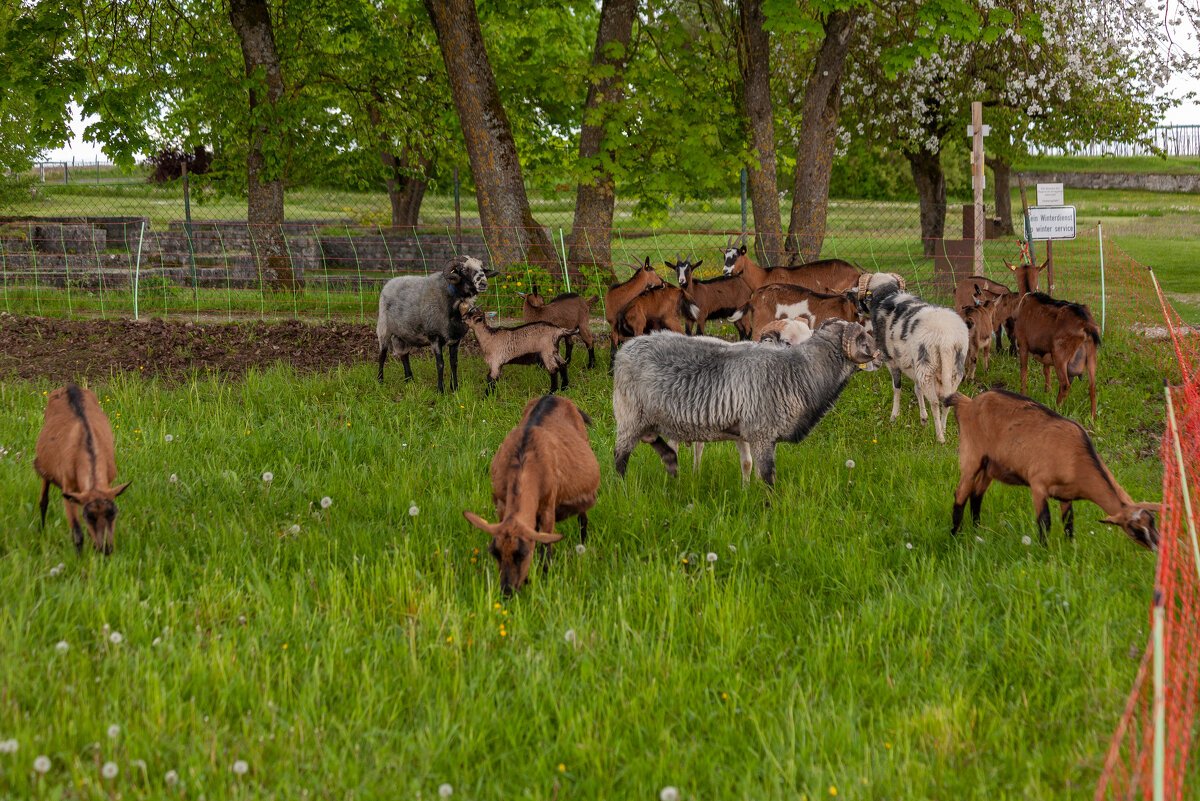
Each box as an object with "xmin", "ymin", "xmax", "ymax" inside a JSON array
[
  {"xmin": 985, "ymin": 154, "xmax": 1014, "ymax": 235},
  {"xmin": 736, "ymin": 0, "xmax": 782, "ymax": 266},
  {"xmin": 567, "ymin": 0, "xmax": 637, "ymax": 289},
  {"xmin": 906, "ymin": 147, "xmax": 946, "ymax": 257},
  {"xmin": 424, "ymin": 0, "xmax": 557, "ymax": 271},
  {"xmin": 368, "ymin": 95, "xmax": 430, "ymax": 230},
  {"xmin": 785, "ymin": 9, "xmax": 857, "ymax": 264},
  {"xmin": 228, "ymin": 0, "xmax": 295, "ymax": 289}
]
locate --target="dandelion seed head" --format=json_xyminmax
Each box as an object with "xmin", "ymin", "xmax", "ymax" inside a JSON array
[
  {"xmin": 107, "ymin": 724, "xmax": 120, "ymax": 739},
  {"xmin": 575, "ymin": 544, "xmax": 586, "ymax": 555},
  {"xmin": 660, "ymin": 786, "xmax": 680, "ymax": 801},
  {"xmin": 564, "ymin": 629, "xmax": 576, "ymax": 643},
  {"xmin": 164, "ymin": 434, "xmax": 173, "ymax": 442},
  {"xmin": 409, "ymin": 505, "xmax": 419, "ymax": 517},
  {"xmin": 845, "ymin": 459, "xmax": 855, "ymax": 469},
  {"xmin": 232, "ymin": 760, "xmax": 249, "ymax": 776},
  {"xmin": 0, "ymin": 739, "xmax": 17, "ymax": 754},
  {"xmin": 33, "ymin": 755, "xmax": 51, "ymax": 774},
  {"xmin": 49, "ymin": 565, "xmax": 62, "ymax": 578},
  {"xmin": 905, "ymin": 542, "xmax": 913, "ymax": 550},
  {"xmin": 109, "ymin": 631, "xmax": 123, "ymax": 645},
  {"xmin": 320, "ymin": 496, "xmax": 332, "ymax": 509},
  {"xmin": 438, "ymin": 783, "xmax": 454, "ymax": 798},
  {"xmin": 101, "ymin": 761, "xmax": 118, "ymax": 779},
  {"xmin": 289, "ymin": 524, "xmax": 301, "ymax": 535},
  {"xmin": 165, "ymin": 769, "xmax": 179, "ymax": 785},
  {"xmin": 1021, "ymin": 535, "xmax": 1032, "ymax": 546},
  {"xmin": 262, "ymin": 472, "xmax": 273, "ymax": 483},
  {"xmin": 169, "ymin": 473, "xmax": 178, "ymax": 483},
  {"xmin": 706, "ymin": 552, "xmax": 717, "ymax": 563},
  {"xmin": 55, "ymin": 640, "xmax": 69, "ymax": 654}
]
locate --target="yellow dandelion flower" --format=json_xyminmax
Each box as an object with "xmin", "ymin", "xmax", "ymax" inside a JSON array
[
  {"xmin": 282, "ymin": 643, "xmax": 288, "ymax": 650},
  {"xmin": 885, "ymin": 742, "xmax": 891, "ymax": 749},
  {"xmin": 557, "ymin": 763, "xmax": 565, "ymax": 772},
  {"xmin": 446, "ymin": 636, "xmax": 453, "ymax": 643},
  {"xmin": 494, "ymin": 603, "xmax": 501, "ymax": 610},
  {"xmin": 829, "ymin": 786, "xmax": 837, "ymax": 796}
]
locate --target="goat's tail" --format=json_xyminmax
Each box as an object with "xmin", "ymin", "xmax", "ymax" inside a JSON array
[
  {"xmin": 728, "ymin": 303, "xmax": 749, "ymax": 323},
  {"xmin": 586, "ymin": 295, "xmax": 600, "ymax": 309},
  {"xmin": 1085, "ymin": 319, "xmax": 1102, "ymax": 348},
  {"xmin": 943, "ymin": 392, "xmax": 970, "ymax": 409},
  {"xmin": 559, "ymin": 327, "xmax": 579, "ymax": 342}
]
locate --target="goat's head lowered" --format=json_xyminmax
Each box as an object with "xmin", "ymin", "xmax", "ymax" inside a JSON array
[
  {"xmin": 1101, "ymin": 503, "xmax": 1161, "ymax": 552},
  {"xmin": 463, "ymin": 510, "xmax": 563, "ymax": 594},
  {"xmin": 818, "ymin": 318, "xmax": 882, "ymax": 371},
  {"xmin": 64, "ymin": 482, "xmax": 132, "ymax": 555}
]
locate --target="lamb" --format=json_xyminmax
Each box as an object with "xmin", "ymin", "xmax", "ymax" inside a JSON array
[
  {"xmin": 723, "ymin": 236, "xmax": 862, "ymax": 293},
  {"xmin": 1013, "ymin": 292, "xmax": 1101, "ymax": 418},
  {"xmin": 613, "ymin": 320, "xmax": 881, "ymax": 487},
  {"xmin": 520, "ymin": 282, "xmax": 599, "ymax": 369},
  {"xmin": 757, "ymin": 318, "xmax": 813, "ymax": 346},
  {"xmin": 736, "ymin": 282, "xmax": 862, "ymax": 340},
  {"xmin": 458, "ymin": 302, "xmax": 576, "ymax": 394},
  {"xmin": 463, "ymin": 395, "xmax": 600, "ymax": 594},
  {"xmin": 604, "ymin": 257, "xmax": 665, "ymax": 370},
  {"xmin": 376, "ymin": 255, "xmax": 497, "ymax": 393},
  {"xmin": 850, "ymin": 272, "xmax": 968, "ymax": 444},
  {"xmin": 34, "ymin": 384, "xmax": 132, "ymax": 555},
  {"xmin": 672, "ymin": 256, "xmax": 752, "ymax": 338},
  {"xmin": 946, "ymin": 389, "xmax": 1158, "ymax": 549}
]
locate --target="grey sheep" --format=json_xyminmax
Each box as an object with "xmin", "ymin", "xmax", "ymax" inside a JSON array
[
  {"xmin": 375, "ymin": 255, "xmax": 497, "ymax": 393},
  {"xmin": 458, "ymin": 301, "xmax": 577, "ymax": 394},
  {"xmin": 613, "ymin": 320, "xmax": 881, "ymax": 487}
]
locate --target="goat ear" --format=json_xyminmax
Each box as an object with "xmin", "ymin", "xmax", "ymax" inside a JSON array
[
  {"xmin": 1004, "ymin": 259, "xmax": 1016, "ymax": 271},
  {"xmin": 642, "ymin": 257, "xmax": 651, "ymax": 269},
  {"xmin": 62, "ymin": 491, "xmax": 82, "ymax": 505},
  {"xmin": 692, "ymin": 259, "xmax": 703, "ymax": 269},
  {"xmin": 485, "ymin": 269, "xmax": 499, "ymax": 278},
  {"xmin": 111, "ymin": 481, "xmax": 131, "ymax": 498},
  {"xmin": 462, "ymin": 510, "xmax": 499, "ymax": 536},
  {"xmin": 526, "ymin": 530, "xmax": 565, "ymax": 545},
  {"xmin": 1099, "ymin": 514, "xmax": 1124, "ymax": 527}
]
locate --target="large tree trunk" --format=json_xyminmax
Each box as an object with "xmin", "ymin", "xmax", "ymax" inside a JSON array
[
  {"xmin": 424, "ymin": 0, "xmax": 556, "ymax": 271},
  {"xmin": 906, "ymin": 147, "xmax": 946, "ymax": 256},
  {"xmin": 985, "ymin": 154, "xmax": 1015, "ymax": 235},
  {"xmin": 567, "ymin": 0, "xmax": 637, "ymax": 289},
  {"xmin": 736, "ymin": 0, "xmax": 782, "ymax": 266},
  {"xmin": 784, "ymin": 9, "xmax": 857, "ymax": 264},
  {"xmin": 368, "ymin": 95, "xmax": 430, "ymax": 229},
  {"xmin": 228, "ymin": 0, "xmax": 295, "ymax": 289}
]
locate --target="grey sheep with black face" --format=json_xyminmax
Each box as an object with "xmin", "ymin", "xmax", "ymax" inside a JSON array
[
  {"xmin": 612, "ymin": 320, "xmax": 881, "ymax": 487},
  {"xmin": 375, "ymin": 255, "xmax": 497, "ymax": 393}
]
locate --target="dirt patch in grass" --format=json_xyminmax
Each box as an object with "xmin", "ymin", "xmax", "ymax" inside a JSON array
[{"xmin": 0, "ymin": 313, "xmax": 389, "ymax": 385}]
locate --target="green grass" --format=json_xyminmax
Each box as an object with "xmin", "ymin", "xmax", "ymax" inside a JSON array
[
  {"xmin": 0, "ymin": 325, "xmax": 1171, "ymax": 799},
  {"xmin": 1014, "ymin": 154, "xmax": 1200, "ymax": 175}
]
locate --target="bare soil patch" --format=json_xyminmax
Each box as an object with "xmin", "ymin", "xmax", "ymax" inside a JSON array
[{"xmin": 0, "ymin": 314, "xmax": 384, "ymax": 385}]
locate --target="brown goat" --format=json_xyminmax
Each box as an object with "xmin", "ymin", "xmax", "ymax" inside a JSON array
[
  {"xmin": 34, "ymin": 384, "xmax": 131, "ymax": 555},
  {"xmin": 459, "ymin": 303, "xmax": 575, "ymax": 394},
  {"xmin": 741, "ymin": 283, "xmax": 862, "ymax": 340},
  {"xmin": 958, "ymin": 302, "xmax": 995, "ymax": 379},
  {"xmin": 947, "ymin": 389, "xmax": 1158, "ymax": 549},
  {"xmin": 463, "ymin": 394, "xmax": 600, "ymax": 594},
  {"xmin": 614, "ymin": 284, "xmax": 688, "ymax": 339},
  {"xmin": 1004, "ymin": 257, "xmax": 1048, "ymax": 295},
  {"xmin": 521, "ymin": 283, "xmax": 599, "ymax": 368},
  {"xmin": 1014, "ymin": 292, "xmax": 1101, "ymax": 418},
  {"xmin": 722, "ymin": 237, "xmax": 861, "ymax": 293},
  {"xmin": 604, "ymin": 257, "xmax": 665, "ymax": 369},
  {"xmin": 673, "ymin": 257, "xmax": 752, "ymax": 338}
]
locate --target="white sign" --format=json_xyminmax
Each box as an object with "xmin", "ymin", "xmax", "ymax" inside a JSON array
[
  {"xmin": 966, "ymin": 124, "xmax": 991, "ymax": 137},
  {"xmin": 1026, "ymin": 205, "xmax": 1076, "ymax": 240},
  {"xmin": 1036, "ymin": 182, "xmax": 1064, "ymax": 206}
]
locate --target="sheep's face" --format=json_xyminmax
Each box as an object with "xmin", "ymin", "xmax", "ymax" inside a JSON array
[
  {"xmin": 445, "ymin": 256, "xmax": 498, "ymax": 298},
  {"xmin": 822, "ymin": 319, "xmax": 881, "ymax": 371},
  {"xmin": 63, "ymin": 482, "xmax": 131, "ymax": 555},
  {"xmin": 463, "ymin": 511, "xmax": 564, "ymax": 595},
  {"xmin": 1102, "ymin": 504, "xmax": 1161, "ymax": 552}
]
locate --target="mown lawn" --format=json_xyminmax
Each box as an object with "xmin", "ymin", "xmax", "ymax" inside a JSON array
[{"xmin": 0, "ymin": 321, "xmax": 1168, "ymax": 799}]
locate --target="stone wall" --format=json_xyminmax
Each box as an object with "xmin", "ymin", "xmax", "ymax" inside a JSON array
[{"xmin": 1015, "ymin": 171, "xmax": 1200, "ymax": 194}]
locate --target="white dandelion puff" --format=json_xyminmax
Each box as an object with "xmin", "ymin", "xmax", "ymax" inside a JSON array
[
  {"xmin": 55, "ymin": 641, "xmax": 69, "ymax": 654},
  {"xmin": 262, "ymin": 472, "xmax": 273, "ymax": 483},
  {"xmin": 289, "ymin": 523, "xmax": 301, "ymax": 535},
  {"xmin": 232, "ymin": 760, "xmax": 249, "ymax": 776},
  {"xmin": 845, "ymin": 459, "xmax": 855, "ymax": 469},
  {"xmin": 320, "ymin": 496, "xmax": 332, "ymax": 509},
  {"xmin": 905, "ymin": 542, "xmax": 913, "ymax": 550},
  {"xmin": 49, "ymin": 565, "xmax": 62, "ymax": 578},
  {"xmin": 408, "ymin": 505, "xmax": 419, "ymax": 517},
  {"xmin": 575, "ymin": 544, "xmax": 586, "ymax": 555},
  {"xmin": 107, "ymin": 724, "xmax": 120, "ymax": 739},
  {"xmin": 564, "ymin": 629, "xmax": 577, "ymax": 644},
  {"xmin": 660, "ymin": 786, "xmax": 680, "ymax": 801},
  {"xmin": 706, "ymin": 552, "xmax": 717, "ymax": 563},
  {"xmin": 164, "ymin": 434, "xmax": 173, "ymax": 442},
  {"xmin": 33, "ymin": 755, "xmax": 51, "ymax": 774},
  {"xmin": 152, "ymin": 637, "xmax": 162, "ymax": 646},
  {"xmin": 438, "ymin": 783, "xmax": 454, "ymax": 798},
  {"xmin": 1021, "ymin": 535, "xmax": 1032, "ymax": 546},
  {"xmin": 109, "ymin": 631, "xmax": 123, "ymax": 645},
  {"xmin": 165, "ymin": 769, "xmax": 179, "ymax": 785},
  {"xmin": 101, "ymin": 761, "xmax": 118, "ymax": 779},
  {"xmin": 0, "ymin": 739, "xmax": 17, "ymax": 754},
  {"xmin": 169, "ymin": 473, "xmax": 178, "ymax": 483}
]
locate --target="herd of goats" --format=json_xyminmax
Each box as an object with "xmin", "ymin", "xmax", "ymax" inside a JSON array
[{"xmin": 30, "ymin": 239, "xmax": 1160, "ymax": 594}]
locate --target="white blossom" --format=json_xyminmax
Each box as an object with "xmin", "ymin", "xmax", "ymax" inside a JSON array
[
  {"xmin": 262, "ymin": 472, "xmax": 273, "ymax": 483},
  {"xmin": 109, "ymin": 631, "xmax": 123, "ymax": 645},
  {"xmin": 438, "ymin": 784, "xmax": 454, "ymax": 798},
  {"xmin": 107, "ymin": 724, "xmax": 120, "ymax": 739},
  {"xmin": 55, "ymin": 641, "xmax": 69, "ymax": 654},
  {"xmin": 660, "ymin": 787, "xmax": 680, "ymax": 801},
  {"xmin": 165, "ymin": 769, "xmax": 179, "ymax": 785}
]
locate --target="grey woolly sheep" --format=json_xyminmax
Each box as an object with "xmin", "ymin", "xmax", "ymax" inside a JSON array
[{"xmin": 376, "ymin": 255, "xmax": 497, "ymax": 393}]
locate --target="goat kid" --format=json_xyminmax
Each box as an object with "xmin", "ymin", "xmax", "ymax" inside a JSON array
[
  {"xmin": 458, "ymin": 302, "xmax": 575, "ymax": 394},
  {"xmin": 1014, "ymin": 292, "xmax": 1101, "ymax": 419},
  {"xmin": 34, "ymin": 384, "xmax": 131, "ymax": 554},
  {"xmin": 604, "ymin": 257, "xmax": 665, "ymax": 370},
  {"xmin": 614, "ymin": 284, "xmax": 689, "ymax": 340},
  {"xmin": 757, "ymin": 318, "xmax": 813, "ymax": 346},
  {"xmin": 520, "ymin": 283, "xmax": 599, "ymax": 369},
  {"xmin": 947, "ymin": 389, "xmax": 1158, "ymax": 549},
  {"xmin": 463, "ymin": 395, "xmax": 600, "ymax": 594}
]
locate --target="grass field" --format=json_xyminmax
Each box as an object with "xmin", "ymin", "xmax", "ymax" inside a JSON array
[{"xmin": 0, "ymin": 319, "xmax": 1172, "ymax": 799}]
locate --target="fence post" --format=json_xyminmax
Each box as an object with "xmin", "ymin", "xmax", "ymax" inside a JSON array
[
  {"xmin": 1165, "ymin": 381, "xmax": 1200, "ymax": 584},
  {"xmin": 183, "ymin": 163, "xmax": 197, "ymax": 307},
  {"xmin": 1097, "ymin": 223, "xmax": 1106, "ymax": 335},
  {"xmin": 133, "ymin": 220, "xmax": 145, "ymax": 321},
  {"xmin": 1153, "ymin": 591, "xmax": 1165, "ymax": 801},
  {"xmin": 59, "ymin": 224, "xmax": 73, "ymax": 318},
  {"xmin": 740, "ymin": 168, "xmax": 747, "ymax": 234},
  {"xmin": 558, "ymin": 227, "xmax": 571, "ymax": 293}
]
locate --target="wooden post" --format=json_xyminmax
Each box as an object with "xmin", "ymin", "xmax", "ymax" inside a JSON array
[
  {"xmin": 971, "ymin": 102, "xmax": 984, "ymax": 276},
  {"xmin": 1018, "ymin": 175, "xmax": 1036, "ymax": 264}
]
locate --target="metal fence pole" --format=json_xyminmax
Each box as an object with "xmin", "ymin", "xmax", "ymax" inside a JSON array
[
  {"xmin": 133, "ymin": 220, "xmax": 145, "ymax": 321},
  {"xmin": 740, "ymin": 168, "xmax": 747, "ymax": 234},
  {"xmin": 559, "ymin": 227, "xmax": 571, "ymax": 293},
  {"xmin": 1097, "ymin": 222, "xmax": 1106, "ymax": 335},
  {"xmin": 183, "ymin": 163, "xmax": 197, "ymax": 306}
]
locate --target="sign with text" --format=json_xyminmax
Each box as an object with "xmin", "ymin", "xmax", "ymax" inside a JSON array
[
  {"xmin": 1036, "ymin": 182, "xmax": 1064, "ymax": 206},
  {"xmin": 1026, "ymin": 205, "xmax": 1076, "ymax": 240}
]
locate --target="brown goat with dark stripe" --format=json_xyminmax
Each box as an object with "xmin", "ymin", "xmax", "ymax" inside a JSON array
[
  {"xmin": 464, "ymin": 394, "xmax": 599, "ymax": 594},
  {"xmin": 740, "ymin": 283, "xmax": 862, "ymax": 340},
  {"xmin": 1014, "ymin": 292, "xmax": 1101, "ymax": 418},
  {"xmin": 521, "ymin": 283, "xmax": 599, "ymax": 369},
  {"xmin": 34, "ymin": 384, "xmax": 131, "ymax": 555}
]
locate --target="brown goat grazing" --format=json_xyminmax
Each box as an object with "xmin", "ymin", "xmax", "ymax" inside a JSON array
[
  {"xmin": 1014, "ymin": 292, "xmax": 1101, "ymax": 418},
  {"xmin": 463, "ymin": 394, "xmax": 600, "ymax": 594},
  {"xmin": 673, "ymin": 257, "xmax": 752, "ymax": 338},
  {"xmin": 459, "ymin": 303, "xmax": 576, "ymax": 394},
  {"xmin": 947, "ymin": 389, "xmax": 1159, "ymax": 549},
  {"xmin": 521, "ymin": 283, "xmax": 600, "ymax": 368},
  {"xmin": 614, "ymin": 284, "xmax": 689, "ymax": 339},
  {"xmin": 604, "ymin": 257, "xmax": 665, "ymax": 369},
  {"xmin": 958, "ymin": 302, "xmax": 995, "ymax": 379},
  {"xmin": 34, "ymin": 384, "xmax": 131, "ymax": 554},
  {"xmin": 1004, "ymin": 257, "xmax": 1048, "ymax": 295},
  {"xmin": 741, "ymin": 283, "xmax": 862, "ymax": 340}
]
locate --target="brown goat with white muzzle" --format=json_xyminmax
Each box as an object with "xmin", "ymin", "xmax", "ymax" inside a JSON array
[
  {"xmin": 463, "ymin": 394, "xmax": 600, "ymax": 594},
  {"xmin": 1013, "ymin": 292, "xmax": 1101, "ymax": 419},
  {"xmin": 946, "ymin": 390, "xmax": 1158, "ymax": 550},
  {"xmin": 521, "ymin": 283, "xmax": 599, "ymax": 369},
  {"xmin": 604, "ymin": 257, "xmax": 665, "ymax": 370},
  {"xmin": 34, "ymin": 384, "xmax": 131, "ymax": 555},
  {"xmin": 458, "ymin": 303, "xmax": 576, "ymax": 394},
  {"xmin": 741, "ymin": 282, "xmax": 863, "ymax": 340},
  {"xmin": 672, "ymin": 256, "xmax": 751, "ymax": 338}
]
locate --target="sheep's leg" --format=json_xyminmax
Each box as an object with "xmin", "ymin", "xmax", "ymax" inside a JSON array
[
  {"xmin": 735, "ymin": 440, "xmax": 754, "ymax": 485},
  {"xmin": 39, "ymin": 478, "xmax": 50, "ymax": 529},
  {"xmin": 1060, "ymin": 501, "xmax": 1075, "ymax": 539},
  {"xmin": 613, "ymin": 427, "xmax": 641, "ymax": 478},
  {"xmin": 916, "ymin": 384, "xmax": 929, "ymax": 425},
  {"xmin": 448, "ymin": 342, "xmax": 460, "ymax": 391},
  {"xmin": 63, "ymin": 498, "xmax": 84, "ymax": 553},
  {"xmin": 749, "ymin": 441, "xmax": 777, "ymax": 487},
  {"xmin": 648, "ymin": 437, "xmax": 679, "ymax": 477},
  {"xmin": 376, "ymin": 344, "xmax": 388, "ymax": 382},
  {"xmin": 888, "ymin": 365, "xmax": 903, "ymax": 421},
  {"xmin": 400, "ymin": 354, "xmax": 414, "ymax": 381},
  {"xmin": 694, "ymin": 441, "xmax": 705, "ymax": 474},
  {"xmin": 431, "ymin": 343, "xmax": 446, "ymax": 394}
]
